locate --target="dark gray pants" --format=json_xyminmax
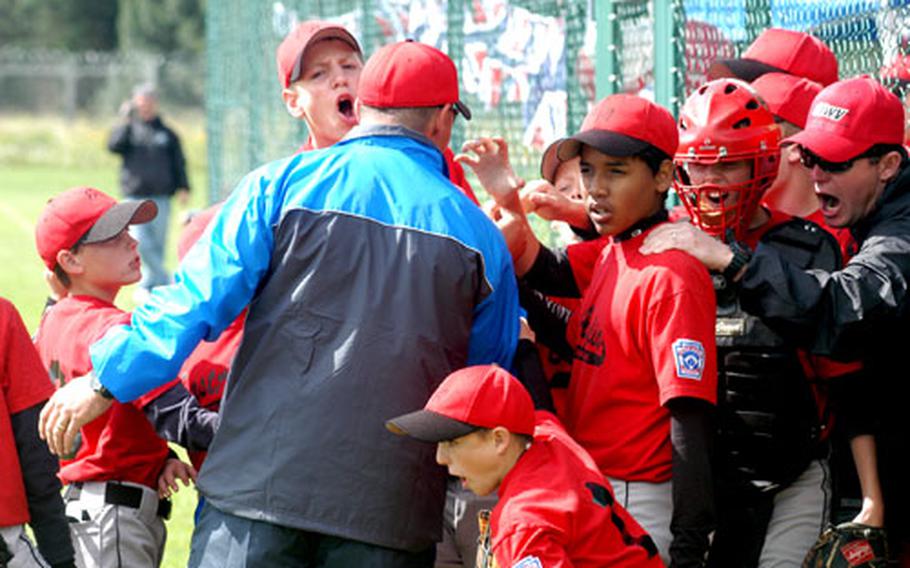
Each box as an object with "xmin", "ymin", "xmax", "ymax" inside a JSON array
[{"xmin": 188, "ymin": 501, "xmax": 435, "ymax": 568}]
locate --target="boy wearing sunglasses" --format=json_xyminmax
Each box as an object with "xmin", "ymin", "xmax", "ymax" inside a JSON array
[{"xmin": 643, "ymin": 75, "xmax": 910, "ymax": 563}]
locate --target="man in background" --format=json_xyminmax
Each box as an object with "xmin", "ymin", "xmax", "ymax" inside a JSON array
[{"xmin": 107, "ymin": 83, "xmax": 189, "ymax": 300}]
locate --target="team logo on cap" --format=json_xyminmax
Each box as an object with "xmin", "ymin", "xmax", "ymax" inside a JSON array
[
  {"xmin": 672, "ymin": 339, "xmax": 706, "ymax": 380},
  {"xmin": 512, "ymin": 557, "xmax": 543, "ymax": 568},
  {"xmin": 812, "ymin": 102, "xmax": 849, "ymax": 121}
]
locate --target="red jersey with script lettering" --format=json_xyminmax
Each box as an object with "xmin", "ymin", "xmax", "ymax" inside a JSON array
[
  {"xmin": 1, "ymin": 298, "xmax": 56, "ymax": 526},
  {"xmin": 176, "ymin": 203, "xmax": 244, "ymax": 470},
  {"xmin": 564, "ymin": 223, "xmax": 718, "ymax": 482},
  {"xmin": 177, "ymin": 314, "xmax": 243, "ymax": 470},
  {"xmin": 481, "ymin": 411, "xmax": 665, "ymax": 568},
  {"xmin": 33, "ymin": 296, "xmax": 170, "ymax": 489}
]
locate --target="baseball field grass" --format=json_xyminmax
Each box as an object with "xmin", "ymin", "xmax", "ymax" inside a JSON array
[{"xmin": 1, "ymin": 114, "xmax": 206, "ymax": 566}]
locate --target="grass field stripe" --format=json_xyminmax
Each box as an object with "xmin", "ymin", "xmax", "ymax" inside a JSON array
[{"xmin": 0, "ymin": 201, "xmax": 34, "ymax": 235}]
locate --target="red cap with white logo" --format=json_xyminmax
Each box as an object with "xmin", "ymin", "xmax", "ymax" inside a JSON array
[{"xmin": 784, "ymin": 76, "xmax": 905, "ymax": 162}]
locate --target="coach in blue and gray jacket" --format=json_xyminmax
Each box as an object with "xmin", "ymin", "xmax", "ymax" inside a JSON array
[{"xmin": 40, "ymin": 41, "xmax": 520, "ymax": 567}]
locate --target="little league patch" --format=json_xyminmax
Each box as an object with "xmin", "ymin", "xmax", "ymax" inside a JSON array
[
  {"xmin": 672, "ymin": 338, "xmax": 706, "ymax": 380},
  {"xmin": 512, "ymin": 557, "xmax": 543, "ymax": 568}
]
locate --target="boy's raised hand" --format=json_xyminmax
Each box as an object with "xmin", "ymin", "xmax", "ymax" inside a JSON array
[
  {"xmin": 455, "ymin": 137, "xmax": 525, "ymax": 211},
  {"xmin": 495, "ymin": 207, "xmax": 540, "ymax": 277},
  {"xmin": 520, "ymin": 180, "xmax": 590, "ymax": 229}
]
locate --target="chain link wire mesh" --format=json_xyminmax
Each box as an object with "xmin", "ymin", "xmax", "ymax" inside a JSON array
[
  {"xmin": 207, "ymin": 0, "xmax": 910, "ymax": 203},
  {"xmin": 206, "ymin": 0, "xmax": 596, "ymax": 202}
]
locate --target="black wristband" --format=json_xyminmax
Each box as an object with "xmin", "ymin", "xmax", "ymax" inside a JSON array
[
  {"xmin": 90, "ymin": 373, "xmax": 115, "ymax": 400},
  {"xmin": 722, "ymin": 238, "xmax": 752, "ymax": 283}
]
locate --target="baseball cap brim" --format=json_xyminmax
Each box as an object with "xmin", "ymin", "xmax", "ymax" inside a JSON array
[
  {"xmin": 386, "ymin": 409, "xmax": 479, "ymax": 443},
  {"xmin": 556, "ymin": 130, "xmax": 652, "ymax": 162},
  {"xmin": 540, "ymin": 139, "xmax": 562, "ymax": 183},
  {"xmin": 708, "ymin": 58, "xmax": 784, "ymax": 83},
  {"xmin": 289, "ymin": 27, "xmax": 361, "ymax": 85},
  {"xmin": 784, "ymin": 129, "xmax": 872, "ymax": 163},
  {"xmin": 83, "ymin": 199, "xmax": 157, "ymax": 244},
  {"xmin": 453, "ymin": 100, "xmax": 472, "ymax": 120}
]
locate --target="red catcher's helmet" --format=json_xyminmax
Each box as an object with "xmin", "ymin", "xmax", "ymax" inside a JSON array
[{"xmin": 675, "ymin": 79, "xmax": 781, "ymax": 241}]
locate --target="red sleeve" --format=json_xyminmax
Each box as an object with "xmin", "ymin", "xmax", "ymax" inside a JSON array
[
  {"xmin": 565, "ymin": 238, "xmax": 608, "ymax": 294},
  {"xmin": 494, "ymin": 527, "xmax": 574, "ymax": 568},
  {"xmin": 1, "ymin": 300, "xmax": 54, "ymax": 414},
  {"xmin": 800, "ymin": 352, "xmax": 862, "ymax": 380},
  {"xmin": 443, "ymin": 147, "xmax": 481, "ymax": 205},
  {"xmin": 646, "ymin": 259, "xmax": 718, "ymax": 406}
]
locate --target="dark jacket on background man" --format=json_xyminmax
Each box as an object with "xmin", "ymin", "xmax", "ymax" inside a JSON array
[
  {"xmin": 107, "ymin": 116, "xmax": 189, "ymax": 198},
  {"xmin": 737, "ymin": 162, "xmax": 910, "ymax": 543}
]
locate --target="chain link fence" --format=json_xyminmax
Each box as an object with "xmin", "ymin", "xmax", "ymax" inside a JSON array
[
  {"xmin": 206, "ymin": 0, "xmax": 597, "ymax": 201},
  {"xmin": 0, "ymin": 48, "xmax": 203, "ymax": 120},
  {"xmin": 207, "ymin": 0, "xmax": 910, "ymax": 203}
]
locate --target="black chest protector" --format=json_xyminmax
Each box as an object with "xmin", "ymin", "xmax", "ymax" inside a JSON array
[{"xmin": 714, "ymin": 218, "xmax": 841, "ymax": 491}]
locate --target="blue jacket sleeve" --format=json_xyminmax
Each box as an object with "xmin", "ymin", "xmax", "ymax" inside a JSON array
[
  {"xmin": 465, "ymin": 228, "xmax": 521, "ymax": 369},
  {"xmin": 90, "ymin": 162, "xmax": 288, "ymax": 401}
]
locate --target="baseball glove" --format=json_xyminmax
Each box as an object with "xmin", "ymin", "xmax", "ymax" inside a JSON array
[{"xmin": 802, "ymin": 522, "xmax": 889, "ymax": 568}]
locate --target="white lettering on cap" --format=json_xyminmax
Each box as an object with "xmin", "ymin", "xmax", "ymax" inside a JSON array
[{"xmin": 812, "ymin": 102, "xmax": 849, "ymax": 121}]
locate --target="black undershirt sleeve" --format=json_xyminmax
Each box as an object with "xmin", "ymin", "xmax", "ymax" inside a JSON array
[
  {"xmin": 142, "ymin": 382, "xmax": 219, "ymax": 452},
  {"xmin": 511, "ymin": 339, "xmax": 556, "ymax": 413},
  {"xmin": 11, "ymin": 402, "xmax": 76, "ymax": 568},
  {"xmin": 522, "ymin": 245, "xmax": 582, "ymax": 298},
  {"xmin": 518, "ymin": 283, "xmax": 573, "ymax": 361},
  {"xmin": 667, "ymin": 397, "xmax": 715, "ymax": 568}
]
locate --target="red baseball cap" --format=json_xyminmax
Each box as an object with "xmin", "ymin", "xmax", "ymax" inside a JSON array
[
  {"xmin": 386, "ymin": 365, "xmax": 535, "ymax": 443},
  {"xmin": 35, "ymin": 187, "xmax": 157, "ymax": 270},
  {"xmin": 276, "ymin": 20, "xmax": 361, "ymax": 88},
  {"xmin": 709, "ymin": 28, "xmax": 838, "ymax": 87},
  {"xmin": 358, "ymin": 40, "xmax": 471, "ymax": 119},
  {"xmin": 751, "ymin": 72, "xmax": 822, "ymax": 129},
  {"xmin": 554, "ymin": 94, "xmax": 678, "ymax": 164},
  {"xmin": 784, "ymin": 76, "xmax": 905, "ymax": 162},
  {"xmin": 540, "ymin": 139, "xmax": 562, "ymax": 183}
]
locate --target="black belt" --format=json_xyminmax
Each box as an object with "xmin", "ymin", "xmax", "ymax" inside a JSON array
[{"xmin": 72, "ymin": 482, "xmax": 171, "ymax": 519}]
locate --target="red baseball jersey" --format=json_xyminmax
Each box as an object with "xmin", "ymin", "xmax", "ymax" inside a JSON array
[
  {"xmin": 0, "ymin": 298, "xmax": 56, "ymax": 526},
  {"xmin": 443, "ymin": 147, "xmax": 481, "ymax": 206},
  {"xmin": 33, "ymin": 295, "xmax": 170, "ymax": 489},
  {"xmin": 178, "ymin": 313, "xmax": 244, "ymax": 470},
  {"xmin": 564, "ymin": 236, "xmax": 608, "ymax": 295},
  {"xmin": 484, "ymin": 411, "xmax": 665, "ymax": 568},
  {"xmin": 564, "ymin": 223, "xmax": 718, "ymax": 482}
]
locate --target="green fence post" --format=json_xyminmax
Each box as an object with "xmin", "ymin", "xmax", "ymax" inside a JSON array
[
  {"xmin": 744, "ymin": 0, "xmax": 771, "ymax": 45},
  {"xmin": 653, "ymin": 0, "xmax": 678, "ymax": 115},
  {"xmin": 595, "ymin": 0, "xmax": 620, "ymax": 99}
]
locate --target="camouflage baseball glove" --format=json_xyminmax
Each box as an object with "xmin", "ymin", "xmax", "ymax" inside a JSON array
[{"xmin": 803, "ymin": 522, "xmax": 889, "ymax": 568}]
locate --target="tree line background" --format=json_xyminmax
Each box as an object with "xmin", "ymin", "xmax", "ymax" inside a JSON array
[
  {"xmin": 0, "ymin": 0, "xmax": 206, "ymax": 116},
  {"xmin": 0, "ymin": 0, "xmax": 204, "ymax": 55}
]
